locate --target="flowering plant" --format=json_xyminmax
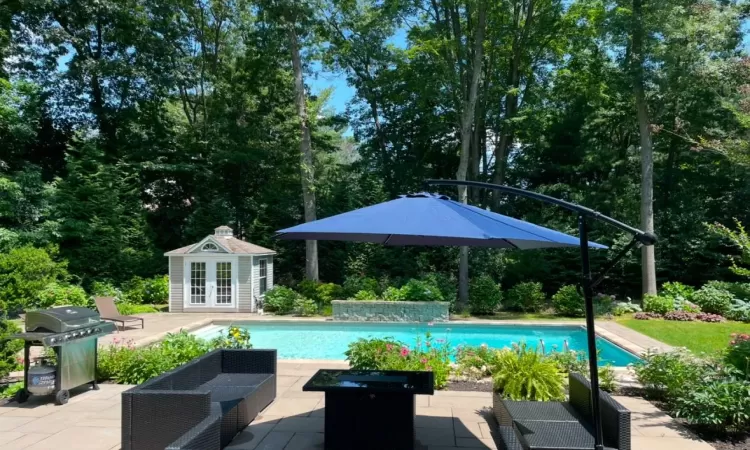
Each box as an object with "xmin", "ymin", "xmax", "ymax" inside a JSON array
[
  {"xmin": 726, "ymin": 333, "xmax": 750, "ymax": 378},
  {"xmin": 212, "ymin": 326, "xmax": 252, "ymax": 350},
  {"xmin": 455, "ymin": 344, "xmax": 499, "ymax": 379}
]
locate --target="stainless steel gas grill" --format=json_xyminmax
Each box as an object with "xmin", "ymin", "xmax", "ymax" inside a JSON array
[{"xmin": 11, "ymin": 307, "xmax": 116, "ymax": 405}]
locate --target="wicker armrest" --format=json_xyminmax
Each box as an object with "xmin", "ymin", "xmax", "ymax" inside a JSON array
[
  {"xmin": 165, "ymin": 405, "xmax": 222, "ymax": 450},
  {"xmin": 493, "ymin": 426, "xmax": 525, "ymax": 450},
  {"xmin": 222, "ymin": 349, "xmax": 277, "ymax": 374},
  {"xmin": 569, "ymin": 372, "xmax": 631, "ymax": 450},
  {"xmin": 492, "ymin": 393, "xmax": 515, "ymax": 427}
]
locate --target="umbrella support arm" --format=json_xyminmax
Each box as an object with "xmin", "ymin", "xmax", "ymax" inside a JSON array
[{"xmin": 591, "ymin": 237, "xmax": 640, "ymax": 290}]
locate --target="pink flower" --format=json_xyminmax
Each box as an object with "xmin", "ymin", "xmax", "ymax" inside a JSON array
[
  {"xmin": 386, "ymin": 344, "xmax": 393, "ymax": 351},
  {"xmin": 16, "ymin": 357, "xmax": 24, "ymax": 365},
  {"xmin": 425, "ymin": 365, "xmax": 431, "ymax": 371},
  {"xmin": 427, "ymin": 322, "xmax": 434, "ymax": 327},
  {"xmin": 741, "ymin": 334, "xmax": 749, "ymax": 340},
  {"xmin": 420, "ymin": 358, "xmax": 427, "ymax": 364},
  {"xmin": 113, "ymin": 337, "xmax": 120, "ymax": 344},
  {"xmin": 400, "ymin": 346, "xmax": 410, "ymax": 357},
  {"xmin": 731, "ymin": 340, "xmax": 737, "ymax": 345}
]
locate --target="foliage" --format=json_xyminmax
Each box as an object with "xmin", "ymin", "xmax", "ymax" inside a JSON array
[
  {"xmin": 673, "ymin": 379, "xmax": 750, "ymax": 431},
  {"xmin": 455, "ymin": 345, "xmax": 499, "ymax": 379},
  {"xmin": 642, "ymin": 294, "xmax": 675, "ymax": 315},
  {"xmin": 664, "ymin": 311, "xmax": 696, "ymax": 321},
  {"xmin": 633, "ymin": 349, "xmax": 710, "ymax": 399},
  {"xmin": 0, "ymin": 382, "xmax": 23, "ymax": 399},
  {"xmin": 726, "ymin": 333, "xmax": 750, "ymax": 378},
  {"xmin": 36, "ymin": 282, "xmax": 89, "ymax": 308},
  {"xmin": 117, "ymin": 303, "xmax": 158, "ymax": 315},
  {"xmin": 727, "ymin": 299, "xmax": 750, "ymax": 323},
  {"xmin": 594, "ymin": 294, "xmax": 615, "ymax": 316},
  {"xmin": 504, "ymin": 282, "xmax": 546, "ymax": 312},
  {"xmin": 90, "ymin": 281, "xmax": 123, "ymax": 302},
  {"xmin": 420, "ymin": 273, "xmax": 457, "ymax": 308},
  {"xmin": 696, "ymin": 313, "xmax": 726, "ymax": 323},
  {"xmin": 707, "ymin": 220, "xmax": 750, "ymax": 279},
  {"xmin": 661, "ymin": 282, "xmax": 695, "ymax": 303},
  {"xmin": 382, "ymin": 286, "xmax": 406, "ymax": 301},
  {"xmin": 468, "ymin": 275, "xmax": 502, "ymax": 315},
  {"xmin": 693, "ymin": 286, "xmax": 734, "ymax": 316},
  {"xmin": 0, "ymin": 245, "xmax": 68, "ymax": 314},
  {"xmin": 264, "ymin": 287, "xmax": 300, "ymax": 315},
  {"xmin": 121, "ymin": 276, "xmax": 169, "ymax": 305},
  {"xmin": 705, "ymin": 281, "xmax": 750, "ymax": 302},
  {"xmin": 343, "ymin": 277, "xmax": 380, "ymax": 297},
  {"xmin": 316, "ymin": 283, "xmax": 344, "ymax": 305},
  {"xmin": 399, "ymin": 279, "xmax": 444, "ymax": 302},
  {"xmin": 598, "ymin": 365, "xmax": 617, "ymax": 393},
  {"xmin": 551, "ymin": 285, "xmax": 585, "ymax": 317},
  {"xmin": 612, "ymin": 301, "xmax": 642, "ymax": 316},
  {"xmin": 294, "ymin": 297, "xmax": 318, "ymax": 316},
  {"xmin": 345, "ymin": 334, "xmax": 452, "ymax": 388},
  {"xmin": 210, "ymin": 326, "xmax": 252, "ymax": 350},
  {"xmin": 681, "ymin": 302, "xmax": 702, "ymax": 314},
  {"xmin": 351, "ymin": 290, "xmax": 377, "ymax": 301},
  {"xmin": 634, "ymin": 312, "xmax": 663, "ymax": 320},
  {"xmin": 492, "ymin": 344, "xmax": 565, "ymax": 401},
  {"xmin": 0, "ymin": 318, "xmax": 23, "ymax": 379}
]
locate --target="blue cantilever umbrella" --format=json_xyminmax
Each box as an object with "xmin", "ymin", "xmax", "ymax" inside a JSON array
[
  {"xmin": 276, "ymin": 187, "xmax": 648, "ymax": 450},
  {"xmin": 276, "ymin": 193, "xmax": 606, "ymax": 249}
]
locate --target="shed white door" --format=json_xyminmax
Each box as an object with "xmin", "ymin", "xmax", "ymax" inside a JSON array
[{"xmin": 184, "ymin": 258, "xmax": 237, "ymax": 308}]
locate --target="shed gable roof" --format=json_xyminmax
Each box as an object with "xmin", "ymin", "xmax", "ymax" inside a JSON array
[{"xmin": 164, "ymin": 235, "xmax": 276, "ymax": 256}]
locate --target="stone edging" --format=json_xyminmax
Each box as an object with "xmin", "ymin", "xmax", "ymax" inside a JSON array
[{"xmin": 332, "ymin": 300, "xmax": 450, "ymax": 322}]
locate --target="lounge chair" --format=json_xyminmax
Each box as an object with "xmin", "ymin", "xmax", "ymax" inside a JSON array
[{"xmin": 94, "ymin": 297, "xmax": 145, "ymax": 331}]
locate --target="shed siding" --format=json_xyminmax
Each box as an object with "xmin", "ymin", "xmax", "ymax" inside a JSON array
[
  {"xmin": 252, "ymin": 256, "xmax": 274, "ymax": 305},
  {"xmin": 170, "ymin": 256, "xmax": 184, "ymax": 313},
  {"xmin": 238, "ymin": 256, "xmax": 253, "ymax": 312},
  {"xmin": 268, "ymin": 257, "xmax": 274, "ymax": 290}
]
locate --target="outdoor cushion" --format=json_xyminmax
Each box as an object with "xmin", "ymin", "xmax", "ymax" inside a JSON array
[
  {"xmin": 501, "ymin": 400, "xmax": 583, "ymax": 423},
  {"xmin": 201, "ymin": 373, "xmax": 272, "ymax": 388},
  {"xmin": 513, "ymin": 420, "xmax": 617, "ymax": 450}
]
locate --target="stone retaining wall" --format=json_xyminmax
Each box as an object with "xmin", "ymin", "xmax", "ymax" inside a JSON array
[{"xmin": 332, "ymin": 300, "xmax": 450, "ymax": 322}]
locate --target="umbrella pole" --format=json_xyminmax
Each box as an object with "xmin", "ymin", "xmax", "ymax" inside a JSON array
[{"xmin": 579, "ymin": 215, "xmax": 604, "ymax": 450}]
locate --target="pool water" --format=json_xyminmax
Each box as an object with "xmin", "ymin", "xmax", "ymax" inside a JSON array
[{"xmin": 192, "ymin": 321, "xmax": 639, "ymax": 366}]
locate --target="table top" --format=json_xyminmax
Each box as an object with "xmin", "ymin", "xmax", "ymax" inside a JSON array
[{"xmin": 302, "ymin": 369, "xmax": 434, "ymax": 395}]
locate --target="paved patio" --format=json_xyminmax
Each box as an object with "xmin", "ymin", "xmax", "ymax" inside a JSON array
[
  {"xmin": 0, "ymin": 359, "xmax": 712, "ymax": 450},
  {"xmin": 1, "ymin": 313, "xmax": 695, "ymax": 449}
]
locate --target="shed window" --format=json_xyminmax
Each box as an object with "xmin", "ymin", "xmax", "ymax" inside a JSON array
[
  {"xmin": 201, "ymin": 242, "xmax": 219, "ymax": 252},
  {"xmin": 259, "ymin": 259, "xmax": 267, "ymax": 295}
]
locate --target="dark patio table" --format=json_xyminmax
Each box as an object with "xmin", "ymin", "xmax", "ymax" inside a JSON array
[{"xmin": 303, "ymin": 369, "xmax": 434, "ymax": 450}]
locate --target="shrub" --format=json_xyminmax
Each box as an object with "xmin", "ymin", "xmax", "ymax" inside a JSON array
[
  {"xmin": 727, "ymin": 299, "xmax": 750, "ymax": 322},
  {"xmin": 294, "ymin": 297, "xmax": 318, "ymax": 316},
  {"xmin": 598, "ymin": 364, "xmax": 617, "ymax": 393},
  {"xmin": 681, "ymin": 302, "xmax": 701, "ymax": 313},
  {"xmin": 455, "ymin": 344, "xmax": 499, "ymax": 379},
  {"xmin": 469, "ymin": 275, "xmax": 502, "ymax": 315},
  {"xmin": 696, "ymin": 313, "xmax": 726, "ymax": 323},
  {"xmin": 612, "ymin": 301, "xmax": 642, "ymax": 316},
  {"xmin": 36, "ymin": 282, "xmax": 89, "ymax": 308},
  {"xmin": 352, "ymin": 290, "xmax": 377, "ymax": 301},
  {"xmin": 726, "ymin": 333, "xmax": 750, "ymax": 378},
  {"xmin": 634, "ymin": 312, "xmax": 662, "ymax": 320},
  {"xmin": 297, "ymin": 279, "xmax": 320, "ymax": 302},
  {"xmin": 0, "ymin": 318, "xmax": 23, "ymax": 379},
  {"xmin": 504, "ymin": 282, "xmax": 546, "ymax": 312},
  {"xmin": 121, "ymin": 276, "xmax": 147, "ymax": 304},
  {"xmin": 345, "ymin": 334, "xmax": 452, "ymax": 388},
  {"xmin": 343, "ymin": 276, "xmax": 380, "ymax": 297},
  {"xmin": 90, "ymin": 281, "xmax": 123, "ymax": 302},
  {"xmin": 642, "ymin": 294, "xmax": 674, "ymax": 315},
  {"xmin": 117, "ymin": 303, "xmax": 158, "ymax": 315},
  {"xmin": 399, "ymin": 279, "xmax": 444, "ymax": 302},
  {"xmin": 143, "ymin": 275, "xmax": 169, "ymax": 304},
  {"xmin": 634, "ymin": 349, "xmax": 709, "ymax": 400},
  {"xmin": 0, "ymin": 382, "xmax": 23, "ymax": 399},
  {"xmin": 693, "ymin": 286, "xmax": 734, "ymax": 315},
  {"xmin": 263, "ymin": 286, "xmax": 299, "ymax": 314},
  {"xmin": 705, "ymin": 281, "xmax": 750, "ymax": 302},
  {"xmin": 547, "ymin": 350, "xmax": 589, "ymax": 375},
  {"xmin": 211, "ymin": 326, "xmax": 252, "ymax": 350},
  {"xmin": 382, "ymin": 286, "xmax": 406, "ymax": 301},
  {"xmin": 664, "ymin": 311, "xmax": 697, "ymax": 321},
  {"xmin": 421, "ymin": 273, "xmax": 457, "ymax": 308},
  {"xmin": 661, "ymin": 281, "xmax": 695, "ymax": 303},
  {"xmin": 316, "ymin": 283, "xmax": 344, "ymax": 305},
  {"xmin": 551, "ymin": 285, "xmax": 585, "ymax": 317},
  {"xmin": 594, "ymin": 293, "xmax": 615, "ymax": 316},
  {"xmin": 493, "ymin": 344, "xmax": 565, "ymax": 401},
  {"xmin": 672, "ymin": 379, "xmax": 750, "ymax": 430},
  {"xmin": 0, "ymin": 245, "xmax": 68, "ymax": 314}
]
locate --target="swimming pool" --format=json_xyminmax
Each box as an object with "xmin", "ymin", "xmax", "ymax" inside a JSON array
[{"xmin": 192, "ymin": 321, "xmax": 639, "ymax": 366}]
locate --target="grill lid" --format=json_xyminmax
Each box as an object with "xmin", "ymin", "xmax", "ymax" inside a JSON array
[{"xmin": 25, "ymin": 307, "xmax": 102, "ymax": 333}]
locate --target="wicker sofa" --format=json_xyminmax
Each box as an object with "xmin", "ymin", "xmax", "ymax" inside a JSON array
[
  {"xmin": 493, "ymin": 372, "xmax": 630, "ymax": 450},
  {"xmin": 121, "ymin": 349, "xmax": 277, "ymax": 450}
]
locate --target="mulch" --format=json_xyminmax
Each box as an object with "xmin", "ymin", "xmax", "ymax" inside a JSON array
[
  {"xmin": 618, "ymin": 386, "xmax": 750, "ymax": 450},
  {"xmin": 445, "ymin": 379, "xmax": 492, "ymax": 392}
]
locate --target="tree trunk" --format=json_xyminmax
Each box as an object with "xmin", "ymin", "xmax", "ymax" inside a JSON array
[
  {"xmin": 288, "ymin": 25, "xmax": 318, "ymax": 281},
  {"xmin": 632, "ymin": 0, "xmax": 656, "ymax": 295},
  {"xmin": 456, "ymin": 1, "xmax": 487, "ymax": 310}
]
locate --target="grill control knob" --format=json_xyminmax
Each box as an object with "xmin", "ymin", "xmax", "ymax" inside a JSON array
[
  {"xmin": 64, "ymin": 334, "xmax": 71, "ymax": 340},
  {"xmin": 49, "ymin": 338, "xmax": 56, "ymax": 344}
]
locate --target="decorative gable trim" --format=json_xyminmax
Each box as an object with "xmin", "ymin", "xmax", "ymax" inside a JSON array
[{"xmin": 187, "ymin": 236, "xmax": 231, "ymax": 254}]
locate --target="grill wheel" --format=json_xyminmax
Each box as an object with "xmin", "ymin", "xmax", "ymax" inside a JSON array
[{"xmin": 54, "ymin": 389, "xmax": 70, "ymax": 405}]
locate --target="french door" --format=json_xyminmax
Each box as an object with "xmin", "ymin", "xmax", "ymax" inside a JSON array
[{"xmin": 185, "ymin": 259, "xmax": 236, "ymax": 308}]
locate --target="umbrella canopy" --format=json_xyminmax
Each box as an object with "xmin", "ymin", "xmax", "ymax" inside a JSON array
[{"xmin": 276, "ymin": 193, "xmax": 606, "ymax": 250}]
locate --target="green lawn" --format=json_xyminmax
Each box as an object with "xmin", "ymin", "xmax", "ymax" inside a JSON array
[{"xmin": 618, "ymin": 318, "xmax": 750, "ymax": 354}]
